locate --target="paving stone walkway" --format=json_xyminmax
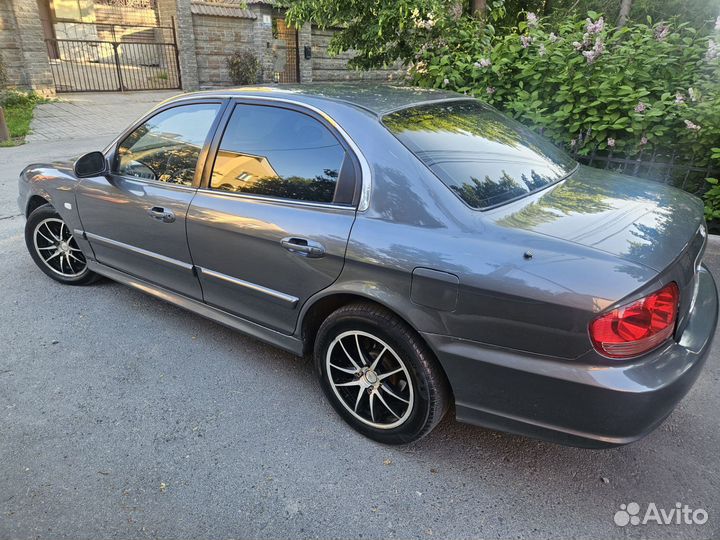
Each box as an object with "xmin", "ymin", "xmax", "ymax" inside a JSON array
[{"xmin": 26, "ymin": 90, "xmax": 180, "ymax": 142}]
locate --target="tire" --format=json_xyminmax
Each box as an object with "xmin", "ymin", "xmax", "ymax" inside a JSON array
[
  {"xmin": 25, "ymin": 204, "xmax": 99, "ymax": 286},
  {"xmin": 315, "ymin": 302, "xmax": 450, "ymax": 444}
]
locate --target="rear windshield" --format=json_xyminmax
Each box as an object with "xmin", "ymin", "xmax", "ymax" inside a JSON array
[{"xmin": 383, "ymin": 100, "xmax": 577, "ymax": 210}]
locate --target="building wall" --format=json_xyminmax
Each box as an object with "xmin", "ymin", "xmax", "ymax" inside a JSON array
[
  {"xmin": 0, "ymin": 0, "xmax": 54, "ymax": 93},
  {"xmin": 0, "ymin": 0, "xmax": 24, "ymax": 87},
  {"xmin": 191, "ymin": 13, "xmax": 256, "ymax": 87}
]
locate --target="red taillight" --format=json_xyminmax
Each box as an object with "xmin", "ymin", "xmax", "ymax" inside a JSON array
[{"xmin": 589, "ymin": 282, "xmax": 679, "ymax": 359}]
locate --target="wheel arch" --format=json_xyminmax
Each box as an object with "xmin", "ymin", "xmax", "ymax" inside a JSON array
[
  {"xmin": 26, "ymin": 194, "xmax": 51, "ymax": 217},
  {"xmin": 298, "ymin": 289, "xmax": 439, "ymax": 361}
]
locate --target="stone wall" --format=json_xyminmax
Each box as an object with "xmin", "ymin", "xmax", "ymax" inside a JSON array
[
  {"xmin": 0, "ymin": 0, "xmax": 23, "ymax": 88},
  {"xmin": 191, "ymin": 13, "xmax": 255, "ymax": 86},
  {"xmin": 0, "ymin": 0, "xmax": 54, "ymax": 93}
]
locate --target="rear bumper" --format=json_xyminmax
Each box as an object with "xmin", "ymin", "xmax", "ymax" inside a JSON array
[{"xmin": 423, "ymin": 265, "xmax": 718, "ymax": 448}]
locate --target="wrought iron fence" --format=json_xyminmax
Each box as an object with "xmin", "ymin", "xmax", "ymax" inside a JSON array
[
  {"xmin": 573, "ymin": 148, "xmax": 719, "ymax": 197},
  {"xmin": 45, "ymin": 21, "xmax": 180, "ymax": 92}
]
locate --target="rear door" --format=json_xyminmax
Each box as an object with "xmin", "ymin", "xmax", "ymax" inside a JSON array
[
  {"xmin": 186, "ymin": 100, "xmax": 360, "ymax": 334},
  {"xmin": 76, "ymin": 100, "xmax": 224, "ymax": 299}
]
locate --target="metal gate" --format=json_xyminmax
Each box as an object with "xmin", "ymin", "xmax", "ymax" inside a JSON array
[
  {"xmin": 45, "ymin": 21, "xmax": 181, "ymax": 92},
  {"xmin": 272, "ymin": 18, "xmax": 299, "ymax": 83}
]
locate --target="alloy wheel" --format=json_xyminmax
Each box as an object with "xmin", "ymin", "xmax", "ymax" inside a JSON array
[
  {"xmin": 325, "ymin": 330, "xmax": 414, "ymax": 429},
  {"xmin": 33, "ymin": 218, "xmax": 87, "ymax": 278}
]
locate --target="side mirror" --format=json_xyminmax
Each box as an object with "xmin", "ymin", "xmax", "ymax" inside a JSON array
[{"xmin": 74, "ymin": 151, "xmax": 108, "ymax": 178}]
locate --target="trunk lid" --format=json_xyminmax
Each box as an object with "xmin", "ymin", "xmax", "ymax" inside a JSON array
[{"xmin": 489, "ymin": 165, "xmax": 705, "ymax": 273}]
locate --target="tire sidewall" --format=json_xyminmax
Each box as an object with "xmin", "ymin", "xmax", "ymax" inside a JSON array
[
  {"xmin": 25, "ymin": 205, "xmax": 93, "ymax": 285},
  {"xmin": 315, "ymin": 312, "xmax": 434, "ymax": 444}
]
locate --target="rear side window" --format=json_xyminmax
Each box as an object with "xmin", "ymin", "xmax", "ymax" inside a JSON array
[
  {"xmin": 383, "ymin": 100, "xmax": 577, "ymax": 210},
  {"xmin": 209, "ymin": 104, "xmax": 346, "ymax": 203},
  {"xmin": 116, "ymin": 103, "xmax": 220, "ymax": 186}
]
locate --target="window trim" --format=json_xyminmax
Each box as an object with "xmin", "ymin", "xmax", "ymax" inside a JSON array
[
  {"xmin": 199, "ymin": 98, "xmax": 361, "ymax": 209},
  {"xmin": 104, "ymin": 99, "xmax": 229, "ymax": 190}
]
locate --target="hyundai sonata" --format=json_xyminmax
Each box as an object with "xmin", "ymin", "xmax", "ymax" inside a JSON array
[{"xmin": 18, "ymin": 85, "xmax": 718, "ymax": 446}]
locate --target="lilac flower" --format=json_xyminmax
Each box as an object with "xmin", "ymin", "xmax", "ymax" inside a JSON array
[
  {"xmin": 474, "ymin": 58, "xmax": 492, "ymax": 69},
  {"xmin": 640, "ymin": 136, "xmax": 648, "ymax": 146},
  {"xmin": 675, "ymin": 92, "xmax": 685, "ymax": 104},
  {"xmin": 707, "ymin": 39, "xmax": 718, "ymax": 61},
  {"xmin": 527, "ymin": 12, "xmax": 538, "ymax": 28},
  {"xmin": 684, "ymin": 119, "xmax": 701, "ymax": 131},
  {"xmin": 585, "ymin": 17, "xmax": 604, "ymax": 35},
  {"xmin": 538, "ymin": 44, "xmax": 547, "ymax": 56},
  {"xmin": 548, "ymin": 32, "xmax": 558, "ymax": 43},
  {"xmin": 582, "ymin": 38, "xmax": 605, "ymax": 63},
  {"xmin": 520, "ymin": 35, "xmax": 533, "ymax": 48},
  {"xmin": 634, "ymin": 101, "xmax": 647, "ymax": 113},
  {"xmin": 654, "ymin": 24, "xmax": 670, "ymax": 41},
  {"xmin": 607, "ymin": 137, "xmax": 616, "ymax": 148},
  {"xmin": 486, "ymin": 86, "xmax": 496, "ymax": 94}
]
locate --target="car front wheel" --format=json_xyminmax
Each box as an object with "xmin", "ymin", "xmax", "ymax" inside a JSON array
[
  {"xmin": 25, "ymin": 204, "xmax": 98, "ymax": 285},
  {"xmin": 315, "ymin": 302, "xmax": 450, "ymax": 444}
]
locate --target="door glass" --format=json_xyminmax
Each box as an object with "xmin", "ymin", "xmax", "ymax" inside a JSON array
[
  {"xmin": 116, "ymin": 103, "xmax": 221, "ymax": 186},
  {"xmin": 210, "ymin": 104, "xmax": 345, "ymax": 203}
]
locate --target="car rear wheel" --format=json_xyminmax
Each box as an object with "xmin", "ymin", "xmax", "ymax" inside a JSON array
[
  {"xmin": 315, "ymin": 302, "xmax": 450, "ymax": 444},
  {"xmin": 25, "ymin": 204, "xmax": 98, "ymax": 285}
]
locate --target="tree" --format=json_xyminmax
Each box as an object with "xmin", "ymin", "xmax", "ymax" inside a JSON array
[
  {"xmin": 617, "ymin": 0, "xmax": 633, "ymax": 28},
  {"xmin": 471, "ymin": 0, "xmax": 487, "ymax": 16}
]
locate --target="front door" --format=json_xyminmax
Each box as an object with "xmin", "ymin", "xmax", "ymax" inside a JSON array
[
  {"xmin": 76, "ymin": 101, "xmax": 223, "ymax": 299},
  {"xmin": 186, "ymin": 101, "xmax": 359, "ymax": 334}
]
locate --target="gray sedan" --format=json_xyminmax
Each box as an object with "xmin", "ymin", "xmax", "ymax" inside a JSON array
[{"xmin": 18, "ymin": 84, "xmax": 718, "ymax": 447}]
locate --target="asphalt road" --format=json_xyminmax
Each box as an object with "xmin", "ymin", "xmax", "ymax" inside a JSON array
[{"xmin": 1, "ymin": 96, "xmax": 719, "ymax": 540}]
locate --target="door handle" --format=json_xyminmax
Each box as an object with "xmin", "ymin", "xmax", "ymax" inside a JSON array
[
  {"xmin": 280, "ymin": 237, "xmax": 325, "ymax": 258},
  {"xmin": 147, "ymin": 206, "xmax": 175, "ymax": 223}
]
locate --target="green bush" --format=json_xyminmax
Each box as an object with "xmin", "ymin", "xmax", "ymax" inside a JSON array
[
  {"xmin": 411, "ymin": 11, "xmax": 720, "ymax": 164},
  {"xmin": 227, "ymin": 51, "xmax": 260, "ymax": 85}
]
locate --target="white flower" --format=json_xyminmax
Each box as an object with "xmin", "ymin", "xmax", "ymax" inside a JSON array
[
  {"xmin": 715, "ymin": 15, "xmax": 720, "ymax": 31},
  {"xmin": 527, "ymin": 12, "xmax": 538, "ymax": 28},
  {"xmin": 607, "ymin": 137, "xmax": 615, "ymax": 147},
  {"xmin": 443, "ymin": 78, "xmax": 449, "ymax": 87},
  {"xmin": 548, "ymin": 32, "xmax": 558, "ymax": 43},
  {"xmin": 707, "ymin": 39, "xmax": 718, "ymax": 61},
  {"xmin": 688, "ymin": 87, "xmax": 697, "ymax": 101},
  {"xmin": 474, "ymin": 58, "xmax": 492, "ymax": 69},
  {"xmin": 486, "ymin": 86, "xmax": 496, "ymax": 94},
  {"xmin": 675, "ymin": 92, "xmax": 685, "ymax": 104},
  {"xmin": 520, "ymin": 35, "xmax": 532, "ymax": 48},
  {"xmin": 684, "ymin": 119, "xmax": 701, "ymax": 131},
  {"xmin": 538, "ymin": 44, "xmax": 547, "ymax": 56}
]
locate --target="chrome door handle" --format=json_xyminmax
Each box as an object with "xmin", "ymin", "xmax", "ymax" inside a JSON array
[
  {"xmin": 280, "ymin": 237, "xmax": 325, "ymax": 258},
  {"xmin": 147, "ymin": 206, "xmax": 175, "ymax": 223}
]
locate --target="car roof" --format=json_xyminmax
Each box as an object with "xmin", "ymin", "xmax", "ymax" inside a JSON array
[{"xmin": 170, "ymin": 83, "xmax": 463, "ymax": 116}]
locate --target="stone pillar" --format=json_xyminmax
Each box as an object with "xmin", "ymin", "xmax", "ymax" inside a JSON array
[
  {"xmin": 8, "ymin": 0, "xmax": 54, "ymax": 94},
  {"xmin": 251, "ymin": 4, "xmax": 273, "ymax": 83},
  {"xmin": 297, "ymin": 22, "xmax": 312, "ymax": 83},
  {"xmin": 157, "ymin": 0, "xmax": 199, "ymax": 90}
]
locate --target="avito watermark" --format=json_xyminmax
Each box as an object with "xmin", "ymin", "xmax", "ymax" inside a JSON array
[{"xmin": 614, "ymin": 502, "xmax": 708, "ymax": 527}]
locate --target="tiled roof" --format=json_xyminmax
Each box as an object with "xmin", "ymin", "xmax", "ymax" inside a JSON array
[{"xmin": 190, "ymin": 1, "xmax": 257, "ymax": 19}]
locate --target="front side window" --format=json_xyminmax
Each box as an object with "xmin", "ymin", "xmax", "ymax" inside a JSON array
[
  {"xmin": 383, "ymin": 100, "xmax": 577, "ymax": 210},
  {"xmin": 116, "ymin": 103, "xmax": 221, "ymax": 186},
  {"xmin": 209, "ymin": 104, "xmax": 346, "ymax": 203}
]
